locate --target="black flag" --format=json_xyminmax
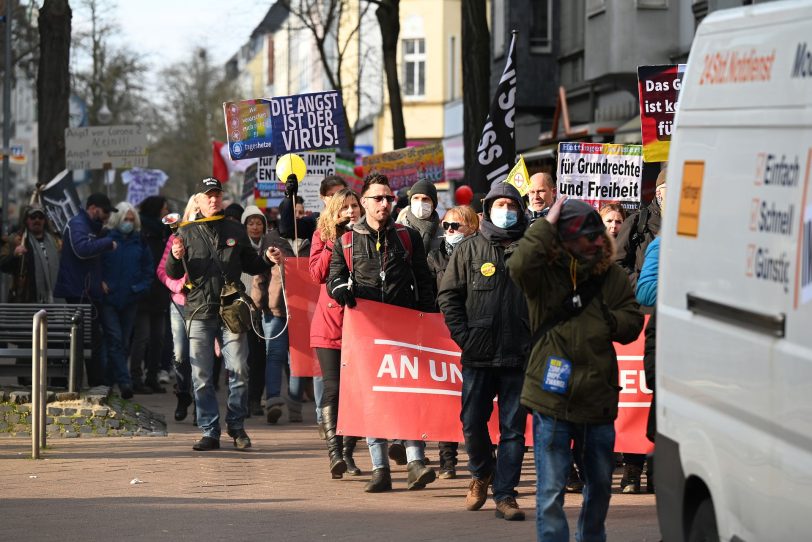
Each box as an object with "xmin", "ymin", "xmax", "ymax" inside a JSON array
[
  {"xmin": 472, "ymin": 32, "xmax": 517, "ymax": 191},
  {"xmin": 40, "ymin": 169, "xmax": 81, "ymax": 233}
]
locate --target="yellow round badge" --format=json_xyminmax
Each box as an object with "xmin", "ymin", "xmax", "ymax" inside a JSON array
[{"xmin": 480, "ymin": 262, "xmax": 496, "ymax": 277}]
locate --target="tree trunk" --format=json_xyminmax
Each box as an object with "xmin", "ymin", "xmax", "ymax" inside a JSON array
[
  {"xmin": 37, "ymin": 0, "xmax": 72, "ymax": 186},
  {"xmin": 461, "ymin": 0, "xmax": 490, "ymax": 193},
  {"xmin": 375, "ymin": 0, "xmax": 405, "ymax": 150}
]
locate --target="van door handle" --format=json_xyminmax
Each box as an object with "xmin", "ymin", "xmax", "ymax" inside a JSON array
[{"xmin": 686, "ymin": 293, "xmax": 785, "ymax": 338}]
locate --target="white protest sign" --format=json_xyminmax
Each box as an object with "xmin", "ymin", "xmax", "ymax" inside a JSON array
[
  {"xmin": 65, "ymin": 125, "xmax": 148, "ymax": 170},
  {"xmin": 556, "ymin": 143, "xmax": 643, "ymax": 209},
  {"xmin": 256, "ymin": 150, "xmax": 336, "ymax": 212}
]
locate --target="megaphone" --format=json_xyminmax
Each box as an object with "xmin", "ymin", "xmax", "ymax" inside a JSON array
[
  {"xmin": 276, "ymin": 153, "xmax": 307, "ymax": 184},
  {"xmin": 162, "ymin": 212, "xmax": 182, "ymax": 230}
]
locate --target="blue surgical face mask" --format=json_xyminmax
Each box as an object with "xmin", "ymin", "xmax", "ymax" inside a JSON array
[
  {"xmin": 118, "ymin": 221, "xmax": 134, "ymax": 235},
  {"xmin": 445, "ymin": 232, "xmax": 465, "ymax": 246},
  {"xmin": 490, "ymin": 208, "xmax": 518, "ymax": 229}
]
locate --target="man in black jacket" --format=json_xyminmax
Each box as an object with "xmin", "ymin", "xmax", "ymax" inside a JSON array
[
  {"xmin": 437, "ymin": 182, "xmax": 531, "ymax": 521},
  {"xmin": 167, "ymin": 178, "xmax": 276, "ymax": 452},
  {"xmin": 327, "ymin": 172, "xmax": 436, "ymax": 493}
]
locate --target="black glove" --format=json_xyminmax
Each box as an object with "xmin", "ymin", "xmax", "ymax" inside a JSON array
[
  {"xmin": 335, "ymin": 217, "xmax": 352, "ymax": 238},
  {"xmin": 285, "ymin": 177, "xmax": 298, "ymax": 198},
  {"xmin": 328, "ymin": 276, "xmax": 356, "ymax": 308}
]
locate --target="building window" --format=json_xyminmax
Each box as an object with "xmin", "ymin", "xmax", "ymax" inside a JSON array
[
  {"xmin": 402, "ymin": 38, "xmax": 425, "ymax": 98},
  {"xmin": 493, "ymin": 0, "xmax": 505, "ymax": 57},
  {"xmin": 448, "ymin": 36, "xmax": 456, "ymax": 101},
  {"xmin": 266, "ymin": 36, "xmax": 275, "ymax": 86},
  {"xmin": 530, "ymin": 0, "xmax": 552, "ymax": 54},
  {"xmin": 587, "ymin": 0, "xmax": 606, "ymax": 18},
  {"xmin": 637, "ymin": 0, "xmax": 668, "ymax": 8}
]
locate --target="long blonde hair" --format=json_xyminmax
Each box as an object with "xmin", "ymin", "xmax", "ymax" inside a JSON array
[
  {"xmin": 182, "ymin": 194, "xmax": 200, "ymax": 221},
  {"xmin": 317, "ymin": 188, "xmax": 362, "ymax": 242}
]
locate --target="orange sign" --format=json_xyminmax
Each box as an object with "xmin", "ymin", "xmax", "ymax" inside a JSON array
[{"xmin": 677, "ymin": 160, "xmax": 705, "ymax": 237}]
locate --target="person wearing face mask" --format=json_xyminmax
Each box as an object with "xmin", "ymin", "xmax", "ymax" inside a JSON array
[
  {"xmin": 396, "ymin": 179, "xmax": 443, "ymax": 256},
  {"xmin": 54, "ymin": 192, "xmax": 119, "ymax": 387},
  {"xmin": 437, "ymin": 182, "xmax": 531, "ymax": 521},
  {"xmin": 99, "ymin": 202, "xmax": 154, "ymax": 399},
  {"xmin": 427, "ymin": 205, "xmax": 479, "ymax": 480},
  {"xmin": 306, "ymin": 188, "xmax": 365, "ymax": 479},
  {"xmin": 507, "ymin": 197, "xmax": 643, "ymax": 542},
  {"xmin": 241, "ymin": 205, "xmax": 269, "ymax": 417}
]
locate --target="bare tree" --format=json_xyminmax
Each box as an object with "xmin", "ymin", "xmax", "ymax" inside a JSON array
[
  {"xmin": 37, "ymin": 0, "xmax": 72, "ymax": 185},
  {"xmin": 369, "ymin": 0, "xmax": 405, "ymax": 150},
  {"xmin": 462, "ymin": 0, "xmax": 490, "ymax": 192},
  {"xmin": 149, "ymin": 48, "xmax": 235, "ymax": 201}
]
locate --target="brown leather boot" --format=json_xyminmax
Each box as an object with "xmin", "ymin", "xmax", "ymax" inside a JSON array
[
  {"xmin": 465, "ymin": 473, "xmax": 493, "ymax": 511},
  {"xmin": 495, "ymin": 497, "xmax": 525, "ymax": 521}
]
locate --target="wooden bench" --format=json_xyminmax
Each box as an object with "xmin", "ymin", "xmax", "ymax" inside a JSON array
[{"xmin": 0, "ymin": 303, "xmax": 92, "ymax": 390}]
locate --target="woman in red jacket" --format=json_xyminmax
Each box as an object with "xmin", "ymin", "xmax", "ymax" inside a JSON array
[{"xmin": 310, "ymin": 188, "xmax": 363, "ymax": 478}]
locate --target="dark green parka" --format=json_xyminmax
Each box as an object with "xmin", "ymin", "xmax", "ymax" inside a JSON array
[{"xmin": 507, "ymin": 219, "xmax": 643, "ymax": 424}]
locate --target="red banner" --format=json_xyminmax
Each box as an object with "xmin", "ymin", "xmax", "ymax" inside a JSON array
[
  {"xmin": 339, "ymin": 299, "xmax": 653, "ymax": 453},
  {"xmin": 283, "ymin": 257, "xmax": 321, "ymax": 377}
]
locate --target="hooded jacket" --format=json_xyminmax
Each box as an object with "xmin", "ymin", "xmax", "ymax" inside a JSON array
[
  {"xmin": 328, "ymin": 216, "xmax": 435, "ymax": 312},
  {"xmin": 53, "ymin": 209, "xmax": 116, "ymax": 301},
  {"xmin": 507, "ymin": 219, "xmax": 644, "ymax": 424},
  {"xmin": 165, "ymin": 214, "xmax": 271, "ymax": 320},
  {"xmin": 137, "ymin": 213, "xmax": 171, "ymax": 311},
  {"xmin": 437, "ymin": 184, "xmax": 531, "ymax": 368}
]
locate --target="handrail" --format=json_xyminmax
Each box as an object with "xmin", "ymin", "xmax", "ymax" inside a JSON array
[
  {"xmin": 31, "ymin": 310, "xmax": 47, "ymax": 459},
  {"xmin": 69, "ymin": 309, "xmax": 84, "ymax": 393}
]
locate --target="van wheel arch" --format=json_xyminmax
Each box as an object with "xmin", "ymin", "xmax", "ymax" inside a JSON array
[{"xmin": 683, "ymin": 476, "xmax": 719, "ymax": 542}]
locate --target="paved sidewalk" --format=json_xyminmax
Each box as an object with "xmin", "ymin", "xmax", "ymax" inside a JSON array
[{"xmin": 0, "ymin": 391, "xmax": 661, "ymax": 541}]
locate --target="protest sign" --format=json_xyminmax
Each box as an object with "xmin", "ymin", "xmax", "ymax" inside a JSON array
[
  {"xmin": 121, "ymin": 168, "xmax": 168, "ymax": 207},
  {"xmin": 283, "ymin": 258, "xmax": 322, "ymax": 377},
  {"xmin": 504, "ymin": 155, "xmax": 530, "ymax": 196},
  {"xmin": 361, "ymin": 143, "xmax": 444, "ymax": 191},
  {"xmin": 65, "ymin": 125, "xmax": 148, "ymax": 170},
  {"xmin": 242, "ymin": 163, "xmax": 258, "ymax": 203},
  {"xmin": 255, "ymin": 150, "xmax": 336, "ymax": 212},
  {"xmin": 637, "ymin": 64, "xmax": 686, "ymax": 163},
  {"xmin": 40, "ymin": 169, "xmax": 81, "ymax": 232},
  {"xmin": 557, "ymin": 142, "xmax": 643, "ymax": 211},
  {"xmin": 269, "ymin": 91, "xmax": 346, "ymax": 154},
  {"xmin": 339, "ymin": 299, "xmax": 652, "ymax": 452},
  {"xmin": 223, "ymin": 100, "xmax": 275, "ymax": 160}
]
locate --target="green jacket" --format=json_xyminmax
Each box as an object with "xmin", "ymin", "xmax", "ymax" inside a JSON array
[{"xmin": 507, "ymin": 219, "xmax": 644, "ymax": 424}]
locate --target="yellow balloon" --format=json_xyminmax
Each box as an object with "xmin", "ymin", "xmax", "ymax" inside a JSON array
[{"xmin": 276, "ymin": 153, "xmax": 307, "ymax": 183}]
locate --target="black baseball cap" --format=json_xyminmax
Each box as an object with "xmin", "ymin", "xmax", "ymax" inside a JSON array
[
  {"xmin": 198, "ymin": 177, "xmax": 223, "ymax": 194},
  {"xmin": 86, "ymin": 193, "xmax": 117, "ymax": 213}
]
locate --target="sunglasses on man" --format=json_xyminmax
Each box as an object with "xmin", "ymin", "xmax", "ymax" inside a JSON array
[
  {"xmin": 442, "ymin": 221, "xmax": 461, "ymax": 231},
  {"xmin": 364, "ymin": 195, "xmax": 396, "ymax": 204}
]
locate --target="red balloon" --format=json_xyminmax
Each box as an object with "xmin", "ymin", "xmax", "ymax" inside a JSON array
[
  {"xmin": 455, "ymin": 185, "xmax": 474, "ymax": 205},
  {"xmin": 353, "ymin": 165, "xmax": 365, "ymax": 178}
]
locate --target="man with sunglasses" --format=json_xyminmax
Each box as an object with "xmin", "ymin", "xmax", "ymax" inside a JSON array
[
  {"xmin": 0, "ymin": 204, "xmax": 62, "ymax": 303},
  {"xmin": 437, "ymin": 182, "xmax": 531, "ymax": 521},
  {"xmin": 327, "ymin": 172, "xmax": 436, "ymax": 493},
  {"xmin": 507, "ymin": 197, "xmax": 643, "ymax": 542}
]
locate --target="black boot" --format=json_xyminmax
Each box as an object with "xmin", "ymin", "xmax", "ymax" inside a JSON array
[
  {"xmin": 364, "ymin": 467, "xmax": 392, "ymax": 493},
  {"xmin": 406, "ymin": 459, "xmax": 436, "ymax": 490},
  {"xmin": 344, "ymin": 436, "xmax": 362, "ymax": 476},
  {"xmin": 321, "ymin": 405, "xmax": 347, "ymax": 479},
  {"xmin": 174, "ymin": 392, "xmax": 193, "ymax": 421}
]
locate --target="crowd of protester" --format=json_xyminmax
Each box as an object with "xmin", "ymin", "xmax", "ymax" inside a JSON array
[{"xmin": 0, "ymin": 164, "xmax": 666, "ymax": 541}]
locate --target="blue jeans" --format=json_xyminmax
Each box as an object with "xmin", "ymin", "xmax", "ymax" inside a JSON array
[
  {"xmin": 313, "ymin": 376, "xmax": 324, "ymax": 423},
  {"xmin": 263, "ymin": 314, "xmax": 288, "ymax": 405},
  {"xmin": 460, "ymin": 366, "xmax": 527, "ymax": 502},
  {"xmin": 188, "ymin": 317, "xmax": 249, "ymax": 439},
  {"xmin": 100, "ymin": 303, "xmax": 137, "ymax": 389},
  {"xmin": 169, "ymin": 303, "xmax": 192, "ymax": 395},
  {"xmin": 533, "ymin": 412, "xmax": 615, "ymax": 542},
  {"xmin": 367, "ymin": 438, "xmax": 425, "ymax": 469}
]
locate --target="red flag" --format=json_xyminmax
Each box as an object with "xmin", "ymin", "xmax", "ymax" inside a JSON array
[{"xmin": 212, "ymin": 140, "xmax": 229, "ymax": 182}]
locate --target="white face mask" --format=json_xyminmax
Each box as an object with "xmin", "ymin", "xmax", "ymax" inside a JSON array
[
  {"xmin": 445, "ymin": 232, "xmax": 465, "ymax": 246},
  {"xmin": 410, "ymin": 200, "xmax": 433, "ymax": 220}
]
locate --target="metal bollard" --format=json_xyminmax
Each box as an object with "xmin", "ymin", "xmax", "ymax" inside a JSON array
[
  {"xmin": 68, "ymin": 310, "xmax": 82, "ymax": 393},
  {"xmin": 31, "ymin": 310, "xmax": 47, "ymax": 459}
]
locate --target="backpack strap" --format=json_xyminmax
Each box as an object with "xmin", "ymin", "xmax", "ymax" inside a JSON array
[
  {"xmin": 393, "ymin": 223, "xmax": 413, "ymax": 262},
  {"xmin": 341, "ymin": 230, "xmax": 354, "ymax": 274}
]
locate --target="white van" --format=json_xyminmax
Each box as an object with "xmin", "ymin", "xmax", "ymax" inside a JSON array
[{"xmin": 657, "ymin": 1, "xmax": 812, "ymax": 541}]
